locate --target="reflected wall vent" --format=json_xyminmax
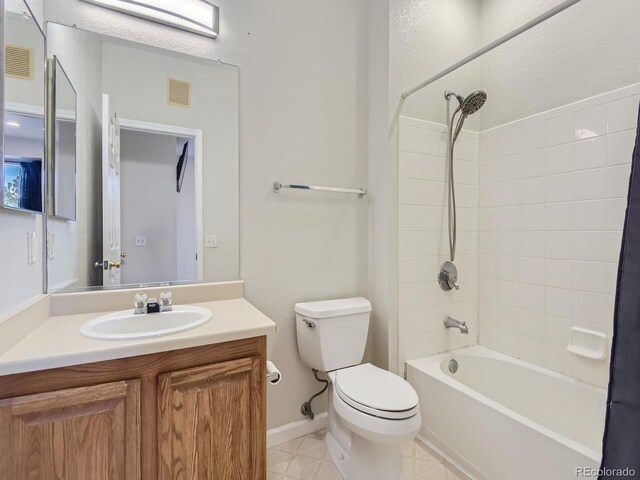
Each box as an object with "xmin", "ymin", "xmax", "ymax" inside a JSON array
[
  {"xmin": 4, "ymin": 45, "xmax": 34, "ymax": 80},
  {"xmin": 167, "ymin": 78, "xmax": 192, "ymax": 108}
]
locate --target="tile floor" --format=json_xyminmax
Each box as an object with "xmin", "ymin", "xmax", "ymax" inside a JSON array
[{"xmin": 267, "ymin": 429, "xmax": 469, "ymax": 480}]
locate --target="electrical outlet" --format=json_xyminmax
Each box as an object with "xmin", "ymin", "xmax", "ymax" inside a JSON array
[
  {"xmin": 206, "ymin": 235, "xmax": 218, "ymax": 248},
  {"xmin": 136, "ymin": 236, "xmax": 147, "ymax": 247},
  {"xmin": 27, "ymin": 232, "xmax": 37, "ymax": 265}
]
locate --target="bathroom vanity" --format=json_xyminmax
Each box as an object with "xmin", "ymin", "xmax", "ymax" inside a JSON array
[
  {"xmin": 0, "ymin": 282, "xmax": 274, "ymax": 480},
  {"xmin": 0, "ymin": 338, "xmax": 265, "ymax": 479},
  {"xmin": 0, "ymin": 1, "xmax": 271, "ymax": 478}
]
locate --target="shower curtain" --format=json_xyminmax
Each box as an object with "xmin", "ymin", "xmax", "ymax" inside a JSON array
[
  {"xmin": 599, "ymin": 104, "xmax": 640, "ymax": 479},
  {"xmin": 18, "ymin": 160, "xmax": 42, "ymax": 212}
]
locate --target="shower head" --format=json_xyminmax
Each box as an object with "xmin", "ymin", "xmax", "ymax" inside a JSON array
[
  {"xmin": 445, "ymin": 90, "xmax": 487, "ymax": 116},
  {"xmin": 461, "ymin": 91, "xmax": 487, "ymax": 115}
]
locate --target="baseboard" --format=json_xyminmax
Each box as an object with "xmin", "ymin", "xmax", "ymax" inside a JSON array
[
  {"xmin": 415, "ymin": 434, "xmax": 478, "ymax": 480},
  {"xmin": 267, "ymin": 413, "xmax": 328, "ymax": 449}
]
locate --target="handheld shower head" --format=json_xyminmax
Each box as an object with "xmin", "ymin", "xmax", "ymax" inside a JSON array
[
  {"xmin": 460, "ymin": 91, "xmax": 487, "ymax": 115},
  {"xmin": 444, "ymin": 88, "xmax": 488, "ymax": 263},
  {"xmin": 445, "ymin": 90, "xmax": 487, "ymax": 116}
]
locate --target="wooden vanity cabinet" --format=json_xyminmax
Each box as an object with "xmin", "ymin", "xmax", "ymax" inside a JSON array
[
  {"xmin": 0, "ymin": 379, "xmax": 142, "ymax": 479},
  {"xmin": 0, "ymin": 336, "xmax": 267, "ymax": 480}
]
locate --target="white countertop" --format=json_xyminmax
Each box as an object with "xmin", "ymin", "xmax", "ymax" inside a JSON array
[{"xmin": 0, "ymin": 298, "xmax": 276, "ymax": 376}]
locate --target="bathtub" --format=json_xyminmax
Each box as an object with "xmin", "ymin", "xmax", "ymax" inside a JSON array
[{"xmin": 406, "ymin": 346, "xmax": 607, "ymax": 480}]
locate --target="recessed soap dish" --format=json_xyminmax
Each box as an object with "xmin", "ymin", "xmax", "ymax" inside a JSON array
[{"xmin": 567, "ymin": 327, "xmax": 609, "ymax": 360}]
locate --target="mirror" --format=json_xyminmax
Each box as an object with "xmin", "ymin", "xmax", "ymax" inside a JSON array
[
  {"xmin": 2, "ymin": 0, "xmax": 45, "ymax": 214},
  {"xmin": 49, "ymin": 57, "xmax": 77, "ymax": 220},
  {"xmin": 45, "ymin": 22, "xmax": 240, "ymax": 292},
  {"xmin": 0, "ymin": 0, "xmax": 46, "ymax": 318}
]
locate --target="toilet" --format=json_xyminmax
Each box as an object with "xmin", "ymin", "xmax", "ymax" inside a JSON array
[{"xmin": 295, "ymin": 297, "xmax": 421, "ymax": 480}]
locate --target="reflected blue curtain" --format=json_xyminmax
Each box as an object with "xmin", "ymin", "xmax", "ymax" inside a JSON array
[
  {"xmin": 599, "ymin": 104, "xmax": 640, "ymax": 479},
  {"xmin": 18, "ymin": 160, "xmax": 42, "ymax": 212}
]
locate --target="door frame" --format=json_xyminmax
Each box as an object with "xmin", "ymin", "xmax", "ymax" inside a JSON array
[{"xmin": 117, "ymin": 118, "xmax": 204, "ymax": 282}]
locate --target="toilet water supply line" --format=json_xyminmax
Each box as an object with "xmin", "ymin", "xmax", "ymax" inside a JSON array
[{"xmin": 301, "ymin": 369, "xmax": 329, "ymax": 421}]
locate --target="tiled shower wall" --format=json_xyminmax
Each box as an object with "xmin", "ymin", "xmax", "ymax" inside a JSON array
[
  {"xmin": 397, "ymin": 117, "xmax": 479, "ymax": 371},
  {"xmin": 397, "ymin": 84, "xmax": 639, "ymax": 387},
  {"xmin": 478, "ymin": 85, "xmax": 639, "ymax": 388}
]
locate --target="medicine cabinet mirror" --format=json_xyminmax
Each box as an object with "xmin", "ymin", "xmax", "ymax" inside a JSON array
[
  {"xmin": 2, "ymin": 0, "xmax": 46, "ymax": 215},
  {"xmin": 48, "ymin": 56, "xmax": 77, "ymax": 221}
]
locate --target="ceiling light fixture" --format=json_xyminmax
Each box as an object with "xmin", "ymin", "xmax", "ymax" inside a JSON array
[
  {"xmin": 79, "ymin": 0, "xmax": 219, "ymax": 38},
  {"xmin": 5, "ymin": 120, "xmax": 21, "ymax": 128}
]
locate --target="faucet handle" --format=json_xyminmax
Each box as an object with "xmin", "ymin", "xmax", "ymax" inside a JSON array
[
  {"xmin": 449, "ymin": 279, "xmax": 460, "ymax": 290},
  {"xmin": 134, "ymin": 292, "xmax": 148, "ymax": 314},
  {"xmin": 160, "ymin": 291, "xmax": 173, "ymax": 311}
]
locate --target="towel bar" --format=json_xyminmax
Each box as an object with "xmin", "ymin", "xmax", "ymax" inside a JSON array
[{"xmin": 273, "ymin": 181, "xmax": 367, "ymax": 198}]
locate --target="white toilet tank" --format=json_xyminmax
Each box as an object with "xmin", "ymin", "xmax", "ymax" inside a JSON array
[{"xmin": 295, "ymin": 297, "xmax": 372, "ymax": 372}]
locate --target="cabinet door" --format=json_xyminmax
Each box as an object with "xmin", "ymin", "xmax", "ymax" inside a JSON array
[
  {"xmin": 0, "ymin": 379, "xmax": 141, "ymax": 479},
  {"xmin": 158, "ymin": 356, "xmax": 265, "ymax": 480}
]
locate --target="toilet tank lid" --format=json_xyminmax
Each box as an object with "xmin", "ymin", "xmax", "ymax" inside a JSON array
[{"xmin": 295, "ymin": 297, "xmax": 372, "ymax": 319}]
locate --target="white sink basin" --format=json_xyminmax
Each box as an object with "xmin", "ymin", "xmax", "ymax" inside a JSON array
[{"xmin": 80, "ymin": 305, "xmax": 212, "ymax": 340}]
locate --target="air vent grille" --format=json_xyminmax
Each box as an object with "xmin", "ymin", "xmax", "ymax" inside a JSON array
[
  {"xmin": 167, "ymin": 78, "xmax": 192, "ymax": 108},
  {"xmin": 5, "ymin": 45, "xmax": 34, "ymax": 80}
]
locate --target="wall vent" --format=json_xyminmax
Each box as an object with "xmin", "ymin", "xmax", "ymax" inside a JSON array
[
  {"xmin": 5, "ymin": 44, "xmax": 34, "ymax": 80},
  {"xmin": 167, "ymin": 78, "xmax": 192, "ymax": 108}
]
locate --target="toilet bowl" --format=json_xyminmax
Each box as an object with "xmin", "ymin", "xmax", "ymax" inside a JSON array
[
  {"xmin": 295, "ymin": 298, "xmax": 421, "ymax": 480},
  {"xmin": 326, "ymin": 363, "xmax": 421, "ymax": 480}
]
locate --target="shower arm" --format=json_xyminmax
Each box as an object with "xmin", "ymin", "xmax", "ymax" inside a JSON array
[{"xmin": 401, "ymin": 0, "xmax": 584, "ymax": 100}]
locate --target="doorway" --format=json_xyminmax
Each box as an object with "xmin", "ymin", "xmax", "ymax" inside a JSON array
[{"xmin": 116, "ymin": 120, "xmax": 203, "ymax": 285}]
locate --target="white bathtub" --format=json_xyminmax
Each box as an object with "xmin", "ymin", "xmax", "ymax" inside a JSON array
[{"xmin": 406, "ymin": 346, "xmax": 607, "ymax": 480}]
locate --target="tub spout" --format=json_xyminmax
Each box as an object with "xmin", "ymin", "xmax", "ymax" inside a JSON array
[{"xmin": 444, "ymin": 316, "xmax": 468, "ymax": 334}]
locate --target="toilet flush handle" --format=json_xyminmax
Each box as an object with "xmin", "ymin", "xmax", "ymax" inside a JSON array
[{"xmin": 302, "ymin": 318, "xmax": 316, "ymax": 328}]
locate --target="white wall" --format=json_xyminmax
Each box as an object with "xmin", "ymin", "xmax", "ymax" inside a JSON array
[
  {"xmin": 478, "ymin": 0, "xmax": 640, "ymax": 129},
  {"xmin": 368, "ymin": 0, "xmax": 392, "ymax": 370},
  {"xmin": 4, "ymin": 11, "xmax": 45, "ymax": 108},
  {"xmin": 46, "ymin": 0, "xmax": 370, "ymax": 430},
  {"xmin": 54, "ymin": 120, "xmax": 76, "ymax": 220},
  {"xmin": 4, "ymin": 135, "xmax": 42, "ymax": 158},
  {"xmin": 120, "ymin": 130, "xmax": 178, "ymax": 285},
  {"xmin": 390, "ymin": 0, "xmax": 482, "ymax": 126}
]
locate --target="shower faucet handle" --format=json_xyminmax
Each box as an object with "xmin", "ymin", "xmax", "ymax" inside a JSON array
[{"xmin": 438, "ymin": 261, "xmax": 460, "ymax": 292}]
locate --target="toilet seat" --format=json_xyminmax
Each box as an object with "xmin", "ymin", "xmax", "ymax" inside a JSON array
[{"xmin": 334, "ymin": 364, "xmax": 419, "ymax": 420}]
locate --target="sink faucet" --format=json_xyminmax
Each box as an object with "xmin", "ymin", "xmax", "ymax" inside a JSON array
[
  {"xmin": 133, "ymin": 291, "xmax": 173, "ymax": 314},
  {"xmin": 444, "ymin": 315, "xmax": 468, "ymax": 334}
]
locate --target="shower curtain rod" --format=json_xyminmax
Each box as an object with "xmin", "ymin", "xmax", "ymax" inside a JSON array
[{"xmin": 401, "ymin": 0, "xmax": 584, "ymax": 100}]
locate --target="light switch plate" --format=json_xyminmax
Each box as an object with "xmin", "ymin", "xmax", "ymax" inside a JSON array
[
  {"xmin": 27, "ymin": 232, "xmax": 37, "ymax": 265},
  {"xmin": 47, "ymin": 232, "xmax": 55, "ymax": 260},
  {"xmin": 206, "ymin": 235, "xmax": 218, "ymax": 248},
  {"xmin": 136, "ymin": 236, "xmax": 147, "ymax": 247}
]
